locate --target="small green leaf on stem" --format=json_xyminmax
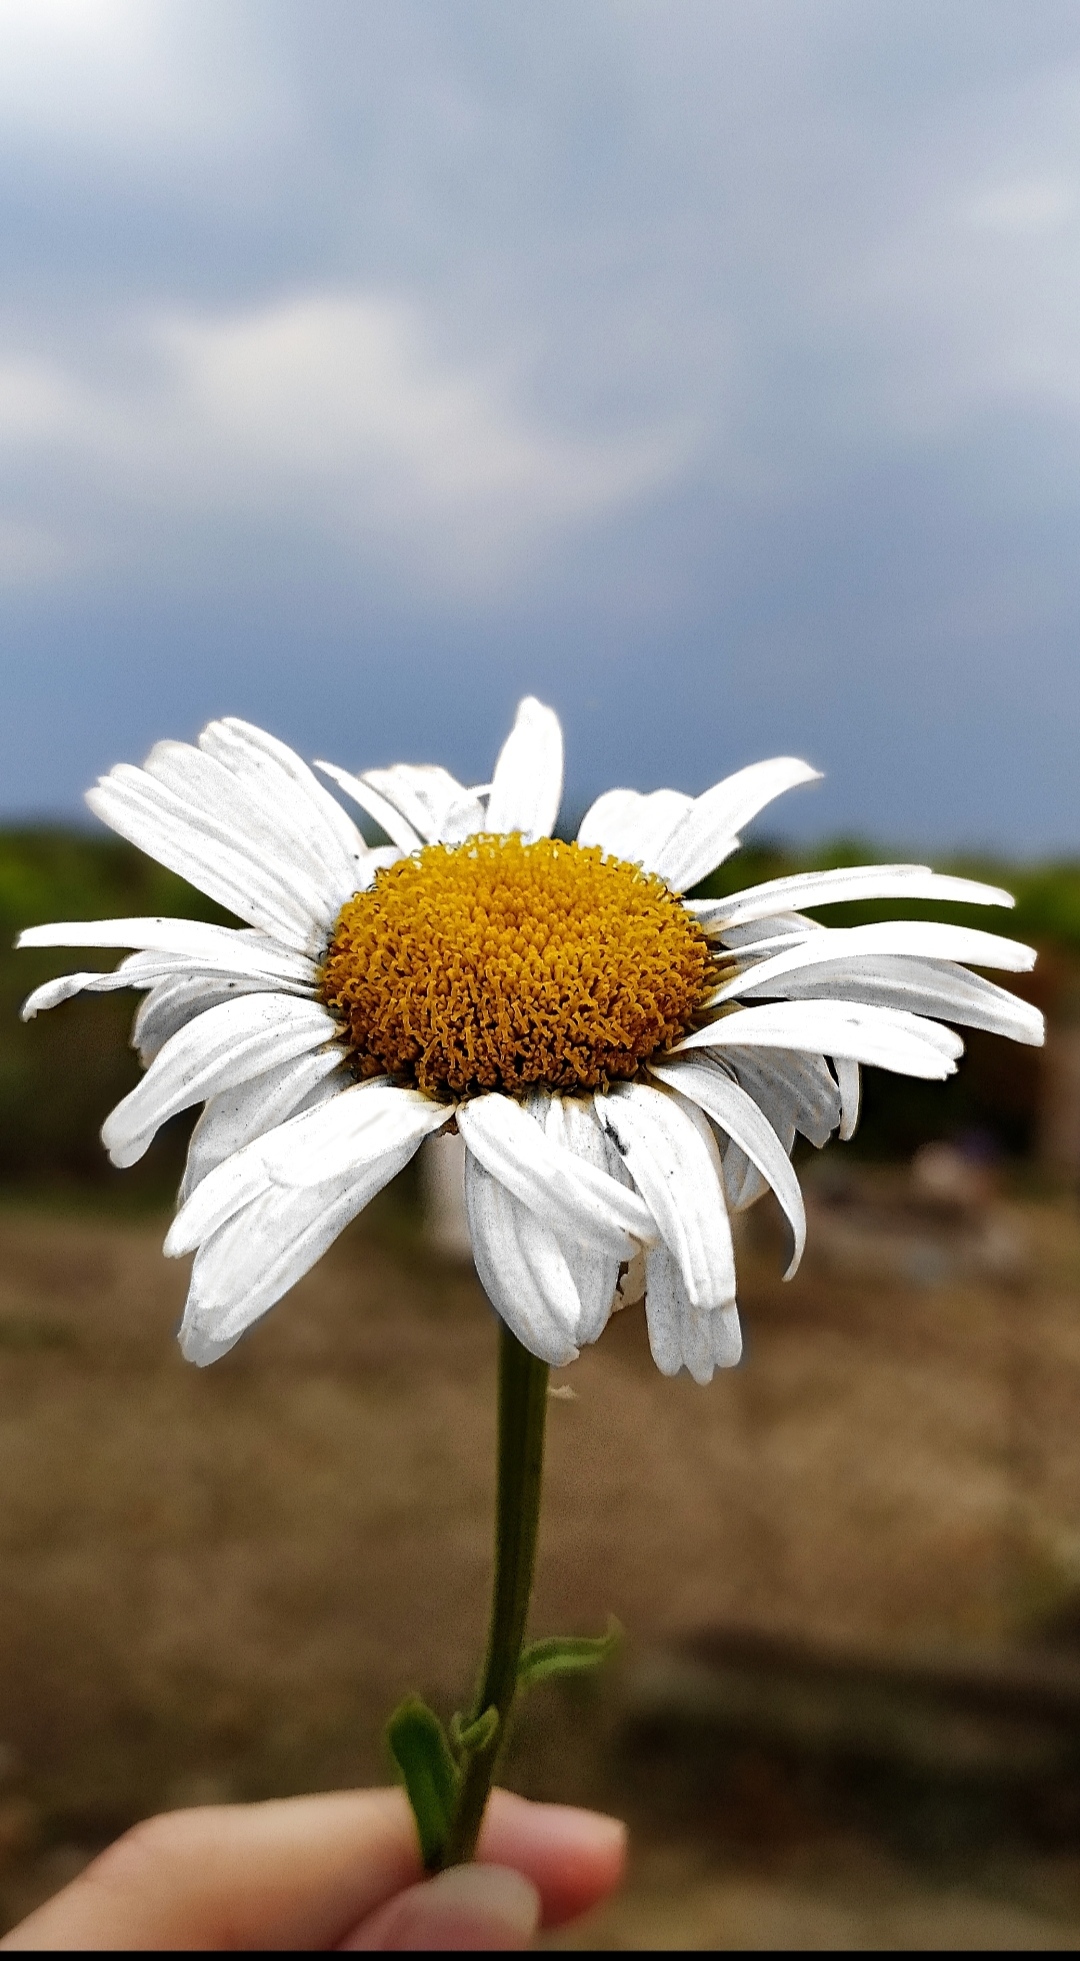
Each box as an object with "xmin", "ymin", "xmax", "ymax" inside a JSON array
[
  {"xmin": 517, "ymin": 1616, "xmax": 622, "ymax": 1690},
  {"xmin": 451, "ymin": 1704, "xmax": 500, "ymax": 1757},
  {"xmin": 386, "ymin": 1696, "xmax": 460, "ymax": 1870}
]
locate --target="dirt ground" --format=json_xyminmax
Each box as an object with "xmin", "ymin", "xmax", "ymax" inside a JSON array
[{"xmin": 0, "ymin": 1175, "xmax": 1079, "ymax": 1945}]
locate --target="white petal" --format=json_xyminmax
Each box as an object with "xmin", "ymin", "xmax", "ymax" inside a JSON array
[
  {"xmin": 178, "ymin": 1145, "xmax": 415, "ymax": 1364},
  {"xmin": 166, "ymin": 1137, "xmax": 273, "ymax": 1253},
  {"xmin": 697, "ymin": 864, "xmax": 1016, "ymax": 930},
  {"xmin": 722, "ymin": 1046, "xmax": 841, "ymax": 1150},
  {"xmin": 484, "ymin": 698, "xmax": 564, "ymax": 841},
  {"xmin": 166, "ymin": 1080, "xmax": 414, "ymax": 1254},
  {"xmin": 420, "ymin": 1129, "xmax": 472, "ymax": 1257},
  {"xmin": 360, "ymin": 763, "xmax": 485, "ymax": 846},
  {"xmin": 313, "ymin": 760, "xmax": 423, "ymax": 854},
  {"xmin": 24, "ymin": 947, "xmax": 216, "ymax": 1004},
  {"xmin": 652, "ymin": 759, "xmax": 822, "ymax": 893},
  {"xmin": 102, "ymin": 994, "xmax": 340, "ymax": 1168},
  {"xmin": 707, "ymin": 912, "xmax": 823, "ymax": 948},
  {"xmin": 642, "ymin": 1242, "xmax": 686, "ymax": 1377},
  {"xmin": 21, "ymin": 946, "xmax": 315, "ymax": 1024},
  {"xmin": 576, "ymin": 788, "xmax": 693, "ymax": 869},
  {"xmin": 576, "ymin": 790, "xmax": 638, "ymax": 851},
  {"xmin": 835, "ymin": 1057, "xmax": 861, "ymax": 1141},
  {"xmin": 132, "ymin": 976, "xmax": 273, "ymax": 1063},
  {"xmin": 167, "ymin": 1074, "xmax": 424, "ymax": 1246},
  {"xmin": 199, "ymin": 717, "xmax": 368, "ymax": 892},
  {"xmin": 180, "ymin": 1051, "xmax": 349, "ymax": 1200},
  {"xmin": 650, "ymin": 1056, "xmax": 806, "ymax": 1278},
  {"xmin": 440, "ymin": 795, "xmax": 489, "ymax": 846},
  {"xmin": 761, "ymin": 956, "xmax": 1045, "ymax": 1046},
  {"xmin": 18, "ymin": 916, "xmax": 316, "ymax": 984},
  {"xmin": 596, "ymin": 1080, "xmax": 736, "ymax": 1310},
  {"xmin": 718, "ymin": 1138, "xmax": 769, "ymax": 1212},
  {"xmin": 644, "ymin": 1243, "xmax": 741, "ymax": 1384},
  {"xmin": 456, "ymin": 1094, "xmax": 654, "ymax": 1258},
  {"xmin": 464, "ymin": 1152, "xmax": 581, "ymax": 1367},
  {"xmin": 88, "ymin": 765, "xmax": 324, "ymax": 954},
  {"xmin": 709, "ymin": 922, "xmax": 1036, "ymax": 1007},
  {"xmin": 543, "ymin": 1096, "xmax": 623, "ymax": 1342},
  {"xmin": 256, "ymin": 1080, "xmax": 452, "ymax": 1188},
  {"xmin": 677, "ymin": 1001, "xmax": 963, "ymax": 1078},
  {"xmin": 360, "ymin": 845, "xmax": 407, "ymax": 882},
  {"xmin": 141, "ymin": 740, "xmax": 347, "ymax": 931},
  {"xmin": 711, "ymin": 1303, "xmax": 745, "ymax": 1372},
  {"xmin": 21, "ymin": 966, "xmax": 135, "ymax": 1019}
]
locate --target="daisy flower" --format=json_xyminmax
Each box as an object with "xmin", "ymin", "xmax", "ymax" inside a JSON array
[
  {"xmin": 18, "ymin": 695, "xmax": 1046, "ymax": 1870},
  {"xmin": 19, "ymin": 699, "xmax": 1043, "ymax": 1380}
]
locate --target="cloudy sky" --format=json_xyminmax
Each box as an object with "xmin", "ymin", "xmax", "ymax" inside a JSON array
[{"xmin": 1, "ymin": 0, "xmax": 1078, "ymax": 849}]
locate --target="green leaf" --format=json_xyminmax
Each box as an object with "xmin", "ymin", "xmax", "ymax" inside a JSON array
[
  {"xmin": 451, "ymin": 1705, "xmax": 500, "ymax": 1757},
  {"xmin": 386, "ymin": 1696, "xmax": 460, "ymax": 1870},
  {"xmin": 517, "ymin": 1617, "xmax": 622, "ymax": 1691}
]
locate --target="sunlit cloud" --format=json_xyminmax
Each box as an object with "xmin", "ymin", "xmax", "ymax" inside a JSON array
[{"xmin": 0, "ymin": 0, "xmax": 278, "ymax": 155}]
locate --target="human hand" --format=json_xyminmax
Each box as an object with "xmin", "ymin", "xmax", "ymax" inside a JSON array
[{"xmin": 0, "ymin": 1786, "xmax": 625, "ymax": 1950}]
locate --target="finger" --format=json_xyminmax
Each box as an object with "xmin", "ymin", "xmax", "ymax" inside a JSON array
[
  {"xmin": 478, "ymin": 1790, "xmax": 627, "ymax": 1927},
  {"xmin": 0, "ymin": 1789, "xmax": 422, "ymax": 1952},
  {"xmin": 345, "ymin": 1864, "xmax": 540, "ymax": 1951},
  {"xmin": 343, "ymin": 1792, "xmax": 627, "ymax": 1951},
  {"xmin": 0, "ymin": 1787, "xmax": 627, "ymax": 1951}
]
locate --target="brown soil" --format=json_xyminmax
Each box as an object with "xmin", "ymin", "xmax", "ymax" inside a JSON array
[{"xmin": 0, "ymin": 1181, "xmax": 1079, "ymax": 1944}]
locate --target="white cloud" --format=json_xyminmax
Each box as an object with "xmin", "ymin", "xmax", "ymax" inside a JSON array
[
  {"xmin": 0, "ymin": 0, "xmax": 281, "ymax": 156},
  {"xmin": 0, "ymin": 291, "xmax": 692, "ymax": 595},
  {"xmin": 962, "ymin": 176, "xmax": 1078, "ymax": 236},
  {"xmin": 2, "ymin": 3, "xmax": 1080, "ymax": 843}
]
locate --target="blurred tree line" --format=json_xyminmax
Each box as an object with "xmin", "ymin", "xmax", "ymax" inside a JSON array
[
  {"xmin": 0, "ymin": 826, "xmax": 1078, "ymax": 1192},
  {"xmin": 0, "ymin": 830, "xmax": 225, "ymax": 1196}
]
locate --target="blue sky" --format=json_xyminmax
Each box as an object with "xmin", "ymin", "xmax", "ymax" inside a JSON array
[{"xmin": 1, "ymin": 0, "xmax": 1079, "ymax": 850}]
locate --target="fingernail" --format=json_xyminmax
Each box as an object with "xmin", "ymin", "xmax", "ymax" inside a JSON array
[{"xmin": 344, "ymin": 1863, "xmax": 541, "ymax": 1950}]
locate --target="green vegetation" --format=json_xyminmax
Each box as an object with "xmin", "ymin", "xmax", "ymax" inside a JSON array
[{"xmin": 0, "ymin": 826, "xmax": 1078, "ymax": 1187}]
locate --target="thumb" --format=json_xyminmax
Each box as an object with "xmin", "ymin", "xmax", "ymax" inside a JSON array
[{"xmin": 343, "ymin": 1862, "xmax": 541, "ymax": 1950}]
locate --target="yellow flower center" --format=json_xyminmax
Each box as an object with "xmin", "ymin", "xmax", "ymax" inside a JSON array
[{"xmin": 320, "ymin": 834, "xmax": 712, "ymax": 1098}]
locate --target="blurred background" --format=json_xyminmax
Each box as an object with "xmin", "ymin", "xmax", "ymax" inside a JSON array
[{"xmin": 1, "ymin": 0, "xmax": 1080, "ymax": 1945}]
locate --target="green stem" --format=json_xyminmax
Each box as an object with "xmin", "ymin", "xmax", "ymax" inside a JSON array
[{"xmin": 441, "ymin": 1320, "xmax": 549, "ymax": 1866}]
